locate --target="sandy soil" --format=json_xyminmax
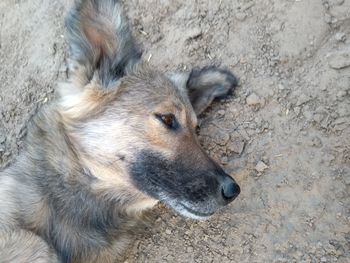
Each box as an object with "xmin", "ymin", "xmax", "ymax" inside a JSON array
[{"xmin": 0, "ymin": 0, "xmax": 349, "ymax": 262}]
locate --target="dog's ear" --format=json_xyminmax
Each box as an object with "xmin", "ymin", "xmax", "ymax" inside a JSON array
[
  {"xmin": 65, "ymin": 0, "xmax": 141, "ymax": 89},
  {"xmin": 185, "ymin": 67, "xmax": 238, "ymax": 115}
]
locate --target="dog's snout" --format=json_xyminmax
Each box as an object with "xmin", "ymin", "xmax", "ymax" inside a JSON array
[{"xmin": 221, "ymin": 175, "xmax": 240, "ymax": 202}]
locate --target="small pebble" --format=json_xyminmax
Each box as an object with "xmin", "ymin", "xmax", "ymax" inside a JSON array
[
  {"xmin": 228, "ymin": 138, "xmax": 245, "ymax": 155},
  {"xmin": 221, "ymin": 156, "xmax": 228, "ymax": 164},
  {"xmin": 294, "ymin": 107, "xmax": 301, "ymax": 116},
  {"xmin": 213, "ymin": 131, "xmax": 230, "ymax": 146},
  {"xmin": 296, "ymin": 94, "xmax": 311, "ymax": 106},
  {"xmin": 185, "ymin": 27, "xmax": 202, "ymax": 40},
  {"xmin": 335, "ymin": 32, "xmax": 346, "ymax": 42},
  {"xmin": 246, "ymin": 93, "xmax": 263, "ymax": 106},
  {"xmin": 187, "ymin": 247, "xmax": 194, "ymax": 253},
  {"xmin": 324, "ymin": 14, "xmax": 332, "ymax": 24},
  {"xmin": 278, "ymin": 84, "xmax": 285, "ymax": 90},
  {"xmin": 334, "ymin": 0, "xmax": 345, "ymax": 5},
  {"xmin": 328, "ymin": 50, "xmax": 350, "ymax": 69},
  {"xmin": 236, "ymin": 12, "xmax": 247, "ymax": 21},
  {"xmin": 255, "ymin": 161, "xmax": 268, "ymax": 173},
  {"xmin": 313, "ymin": 113, "xmax": 324, "ymax": 123},
  {"xmin": 311, "ymin": 137, "xmax": 323, "ymax": 148},
  {"xmin": 217, "ymin": 110, "xmax": 226, "ymax": 116}
]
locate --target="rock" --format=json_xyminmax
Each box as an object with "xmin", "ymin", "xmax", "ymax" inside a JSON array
[
  {"xmin": 187, "ymin": 247, "xmax": 194, "ymax": 253},
  {"xmin": 333, "ymin": 0, "xmax": 345, "ymax": 5},
  {"xmin": 185, "ymin": 27, "xmax": 202, "ymax": 40},
  {"xmin": 333, "ymin": 117, "xmax": 349, "ymax": 125},
  {"xmin": 332, "ymin": 117, "xmax": 350, "ymax": 131},
  {"xmin": 296, "ymin": 94, "xmax": 311, "ymax": 106},
  {"xmin": 151, "ymin": 33, "xmax": 163, "ymax": 44},
  {"xmin": 255, "ymin": 161, "xmax": 268, "ymax": 173},
  {"xmin": 235, "ymin": 12, "xmax": 247, "ymax": 21},
  {"xmin": 228, "ymin": 138, "xmax": 245, "ymax": 155},
  {"xmin": 213, "ymin": 130, "xmax": 230, "ymax": 146},
  {"xmin": 246, "ymin": 93, "xmax": 263, "ymax": 106},
  {"xmin": 294, "ymin": 106, "xmax": 301, "ymax": 116},
  {"xmin": 338, "ymin": 104, "xmax": 349, "ymax": 117},
  {"xmin": 254, "ymin": 117, "xmax": 262, "ymax": 127},
  {"xmin": 336, "ymin": 90, "xmax": 347, "ymax": 99},
  {"xmin": 313, "ymin": 113, "xmax": 325, "ymax": 123},
  {"xmin": 334, "ymin": 32, "xmax": 346, "ymax": 42},
  {"xmin": 240, "ymin": 1, "xmax": 255, "ymax": 11},
  {"xmin": 217, "ymin": 110, "xmax": 226, "ymax": 116},
  {"xmin": 0, "ymin": 134, "xmax": 5, "ymax": 144},
  {"xmin": 333, "ymin": 123, "xmax": 348, "ymax": 131},
  {"xmin": 328, "ymin": 50, "xmax": 350, "ymax": 69},
  {"xmin": 324, "ymin": 13, "xmax": 333, "ymax": 24},
  {"xmin": 311, "ymin": 137, "xmax": 323, "ymax": 148},
  {"xmin": 278, "ymin": 84, "xmax": 285, "ymax": 90},
  {"xmin": 51, "ymin": 43, "xmax": 57, "ymax": 55},
  {"xmin": 320, "ymin": 116, "xmax": 330, "ymax": 129},
  {"xmin": 302, "ymin": 108, "xmax": 313, "ymax": 120},
  {"xmin": 343, "ymin": 171, "xmax": 350, "ymax": 185},
  {"xmin": 221, "ymin": 156, "xmax": 228, "ymax": 164}
]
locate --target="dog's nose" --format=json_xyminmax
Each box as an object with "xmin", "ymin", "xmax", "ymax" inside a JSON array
[{"xmin": 221, "ymin": 175, "xmax": 240, "ymax": 202}]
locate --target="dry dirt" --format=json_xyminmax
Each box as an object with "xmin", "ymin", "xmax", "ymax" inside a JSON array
[{"xmin": 0, "ymin": 0, "xmax": 349, "ymax": 262}]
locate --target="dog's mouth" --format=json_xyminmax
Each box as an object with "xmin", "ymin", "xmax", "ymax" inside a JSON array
[
  {"xmin": 160, "ymin": 195, "xmax": 215, "ymax": 220},
  {"xmin": 178, "ymin": 202, "xmax": 215, "ymax": 219}
]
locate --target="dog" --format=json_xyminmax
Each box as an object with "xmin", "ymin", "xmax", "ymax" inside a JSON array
[{"xmin": 0, "ymin": 0, "xmax": 240, "ymax": 262}]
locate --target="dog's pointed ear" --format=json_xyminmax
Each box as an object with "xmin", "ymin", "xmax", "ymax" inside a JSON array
[
  {"xmin": 65, "ymin": 0, "xmax": 141, "ymax": 89},
  {"xmin": 185, "ymin": 67, "xmax": 238, "ymax": 115}
]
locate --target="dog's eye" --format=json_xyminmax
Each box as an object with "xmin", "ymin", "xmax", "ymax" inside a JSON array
[{"xmin": 155, "ymin": 113, "xmax": 178, "ymax": 129}]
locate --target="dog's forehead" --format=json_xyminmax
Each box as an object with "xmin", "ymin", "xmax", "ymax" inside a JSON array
[
  {"xmin": 146, "ymin": 78, "xmax": 197, "ymax": 124},
  {"xmin": 121, "ymin": 71, "xmax": 192, "ymax": 110}
]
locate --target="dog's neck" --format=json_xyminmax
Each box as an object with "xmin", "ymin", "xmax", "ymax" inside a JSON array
[{"xmin": 5, "ymin": 105, "xmax": 155, "ymax": 261}]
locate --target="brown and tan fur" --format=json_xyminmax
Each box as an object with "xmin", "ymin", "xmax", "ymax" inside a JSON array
[{"xmin": 0, "ymin": 0, "xmax": 240, "ymax": 262}]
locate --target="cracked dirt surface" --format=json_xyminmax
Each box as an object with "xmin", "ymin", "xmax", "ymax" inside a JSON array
[{"xmin": 0, "ymin": 0, "xmax": 349, "ymax": 262}]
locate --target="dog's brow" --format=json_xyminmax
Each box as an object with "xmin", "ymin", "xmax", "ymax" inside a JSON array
[
  {"xmin": 192, "ymin": 115, "xmax": 198, "ymax": 128},
  {"xmin": 174, "ymin": 102, "xmax": 182, "ymax": 112},
  {"xmin": 186, "ymin": 109, "xmax": 198, "ymax": 129}
]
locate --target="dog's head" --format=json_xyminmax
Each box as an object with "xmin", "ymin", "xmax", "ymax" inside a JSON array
[{"xmin": 59, "ymin": 0, "xmax": 240, "ymax": 219}]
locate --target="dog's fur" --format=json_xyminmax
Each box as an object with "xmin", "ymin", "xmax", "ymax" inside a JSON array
[{"xmin": 0, "ymin": 0, "xmax": 240, "ymax": 262}]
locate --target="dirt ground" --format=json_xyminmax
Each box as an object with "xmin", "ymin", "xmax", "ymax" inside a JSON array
[{"xmin": 0, "ymin": 0, "xmax": 349, "ymax": 262}]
